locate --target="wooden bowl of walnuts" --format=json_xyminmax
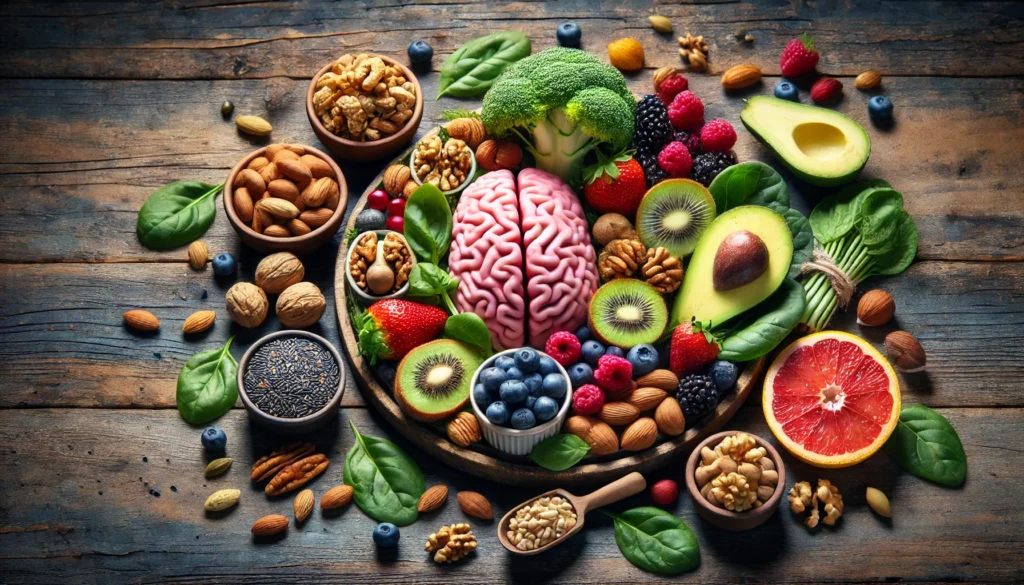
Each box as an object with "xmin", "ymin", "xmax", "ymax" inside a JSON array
[{"xmin": 224, "ymin": 144, "xmax": 347, "ymax": 255}]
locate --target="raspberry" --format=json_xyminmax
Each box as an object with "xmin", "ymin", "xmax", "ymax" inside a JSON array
[
  {"xmin": 593, "ymin": 354, "xmax": 633, "ymax": 393},
  {"xmin": 700, "ymin": 119, "xmax": 737, "ymax": 152},
  {"xmin": 650, "ymin": 479, "xmax": 679, "ymax": 506},
  {"xmin": 779, "ymin": 34, "xmax": 819, "ymax": 78},
  {"xmin": 656, "ymin": 73, "xmax": 688, "ymax": 104},
  {"xmin": 657, "ymin": 142, "xmax": 693, "ymax": 178},
  {"xmin": 572, "ymin": 384, "xmax": 605, "ymax": 416},
  {"xmin": 811, "ymin": 77, "xmax": 843, "ymax": 104},
  {"xmin": 666, "ymin": 90, "xmax": 704, "ymax": 130},
  {"xmin": 545, "ymin": 331, "xmax": 582, "ymax": 366},
  {"xmin": 674, "ymin": 130, "xmax": 703, "ymax": 157}
]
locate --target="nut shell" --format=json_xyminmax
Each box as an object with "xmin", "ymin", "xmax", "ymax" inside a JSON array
[
  {"xmin": 456, "ymin": 491, "xmax": 493, "ymax": 520},
  {"xmin": 320, "ymin": 485, "xmax": 354, "ymax": 510},
  {"xmin": 446, "ymin": 412, "xmax": 482, "ymax": 447},
  {"xmin": 592, "ymin": 213, "xmax": 636, "ymax": 246},
  {"xmin": 255, "ymin": 252, "xmax": 305, "ymax": 294},
  {"xmin": 445, "ymin": 117, "xmax": 486, "ymax": 149},
  {"xmin": 475, "ymin": 139, "xmax": 522, "ymax": 172},
  {"xmin": 383, "ymin": 164, "xmax": 412, "ymax": 196},
  {"xmin": 204, "ymin": 488, "xmax": 240, "ymax": 512},
  {"xmin": 857, "ymin": 289, "xmax": 895, "ymax": 326},
  {"xmin": 225, "ymin": 282, "xmax": 269, "ymax": 328},
  {"xmin": 885, "ymin": 330, "xmax": 926, "ymax": 372},
  {"xmin": 620, "ymin": 417, "xmax": 658, "ymax": 451},
  {"xmin": 276, "ymin": 282, "xmax": 326, "ymax": 327}
]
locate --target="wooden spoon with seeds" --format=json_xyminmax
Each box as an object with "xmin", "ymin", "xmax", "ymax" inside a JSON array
[{"xmin": 497, "ymin": 472, "xmax": 646, "ymax": 555}]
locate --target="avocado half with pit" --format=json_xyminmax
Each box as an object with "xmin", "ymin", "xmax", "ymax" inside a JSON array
[
  {"xmin": 670, "ymin": 205, "xmax": 793, "ymax": 329},
  {"xmin": 741, "ymin": 96, "xmax": 870, "ymax": 187}
]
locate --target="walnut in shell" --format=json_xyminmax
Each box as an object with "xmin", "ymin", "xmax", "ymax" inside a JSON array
[
  {"xmin": 276, "ymin": 282, "xmax": 326, "ymax": 327},
  {"xmin": 226, "ymin": 282, "xmax": 269, "ymax": 328},
  {"xmin": 255, "ymin": 252, "xmax": 305, "ymax": 294}
]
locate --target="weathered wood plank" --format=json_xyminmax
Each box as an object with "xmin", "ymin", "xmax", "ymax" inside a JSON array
[
  {"xmin": 1, "ymin": 76, "xmax": 1022, "ymax": 263},
  {"xmin": 1, "ymin": 0, "xmax": 1021, "ymax": 79},
  {"xmin": 0, "ymin": 406, "xmax": 1018, "ymax": 584},
  {"xmin": 1, "ymin": 260, "xmax": 1021, "ymax": 409}
]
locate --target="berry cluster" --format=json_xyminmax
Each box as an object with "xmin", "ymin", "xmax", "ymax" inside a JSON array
[
  {"xmin": 475, "ymin": 348, "xmax": 568, "ymax": 430},
  {"xmin": 366, "ymin": 188, "xmax": 405, "ymax": 233}
]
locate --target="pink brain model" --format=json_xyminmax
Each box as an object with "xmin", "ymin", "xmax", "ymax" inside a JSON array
[{"xmin": 448, "ymin": 168, "xmax": 598, "ymax": 350}]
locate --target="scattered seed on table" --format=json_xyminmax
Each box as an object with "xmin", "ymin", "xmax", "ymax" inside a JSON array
[{"xmin": 243, "ymin": 336, "xmax": 341, "ymax": 418}]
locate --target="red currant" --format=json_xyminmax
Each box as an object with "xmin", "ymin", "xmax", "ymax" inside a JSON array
[
  {"xmin": 387, "ymin": 198, "xmax": 406, "ymax": 217},
  {"xmin": 385, "ymin": 215, "xmax": 404, "ymax": 232},
  {"xmin": 367, "ymin": 189, "xmax": 389, "ymax": 211}
]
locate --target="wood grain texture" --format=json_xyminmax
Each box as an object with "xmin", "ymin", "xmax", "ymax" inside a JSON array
[{"xmin": 0, "ymin": 406, "xmax": 1019, "ymax": 585}]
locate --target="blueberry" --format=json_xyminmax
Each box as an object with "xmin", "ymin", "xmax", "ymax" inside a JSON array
[
  {"xmin": 479, "ymin": 367, "xmax": 507, "ymax": 393},
  {"xmin": 211, "ymin": 253, "xmax": 237, "ymax": 278},
  {"xmin": 473, "ymin": 383, "xmax": 493, "ymax": 407},
  {"xmin": 868, "ymin": 95, "xmax": 893, "ymax": 120},
  {"xmin": 567, "ymin": 362, "xmax": 594, "ymax": 388},
  {"xmin": 540, "ymin": 373, "xmax": 567, "ymax": 400},
  {"xmin": 201, "ymin": 426, "xmax": 227, "ymax": 451},
  {"xmin": 510, "ymin": 408, "xmax": 537, "ymax": 429},
  {"xmin": 605, "ymin": 346, "xmax": 625, "ymax": 358},
  {"xmin": 486, "ymin": 401, "xmax": 510, "ymax": 425},
  {"xmin": 581, "ymin": 340, "xmax": 605, "ymax": 366},
  {"xmin": 499, "ymin": 380, "xmax": 529, "ymax": 405},
  {"xmin": 523, "ymin": 372, "xmax": 544, "ymax": 395},
  {"xmin": 532, "ymin": 396, "xmax": 560, "ymax": 422},
  {"xmin": 627, "ymin": 344, "xmax": 660, "ymax": 378},
  {"xmin": 557, "ymin": 22, "xmax": 582, "ymax": 47},
  {"xmin": 575, "ymin": 325, "xmax": 593, "ymax": 342},
  {"xmin": 708, "ymin": 360, "xmax": 739, "ymax": 392},
  {"xmin": 494, "ymin": 355, "xmax": 516, "ymax": 371},
  {"xmin": 537, "ymin": 356, "xmax": 559, "ymax": 376},
  {"xmin": 774, "ymin": 81, "xmax": 798, "ymax": 102},
  {"xmin": 525, "ymin": 395, "xmax": 537, "ymax": 410},
  {"xmin": 504, "ymin": 366, "xmax": 524, "ymax": 381},
  {"xmin": 406, "ymin": 40, "xmax": 433, "ymax": 66},
  {"xmin": 372, "ymin": 522, "xmax": 400, "ymax": 548},
  {"xmin": 514, "ymin": 348, "xmax": 540, "ymax": 373}
]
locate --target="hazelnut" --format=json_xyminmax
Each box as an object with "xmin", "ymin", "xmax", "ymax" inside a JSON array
[
  {"xmin": 225, "ymin": 282, "xmax": 268, "ymax": 328},
  {"xmin": 857, "ymin": 289, "xmax": 895, "ymax": 326},
  {"xmin": 475, "ymin": 139, "xmax": 522, "ymax": 172},
  {"xmin": 885, "ymin": 330, "xmax": 926, "ymax": 372}
]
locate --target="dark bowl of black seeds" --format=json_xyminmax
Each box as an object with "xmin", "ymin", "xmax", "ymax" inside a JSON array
[{"xmin": 238, "ymin": 330, "xmax": 346, "ymax": 434}]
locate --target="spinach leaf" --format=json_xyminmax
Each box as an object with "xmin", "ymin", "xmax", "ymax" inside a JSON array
[
  {"xmin": 715, "ymin": 279, "xmax": 805, "ymax": 362},
  {"xmin": 137, "ymin": 181, "xmax": 221, "ymax": 249},
  {"xmin": 708, "ymin": 162, "xmax": 788, "ymax": 214},
  {"xmin": 176, "ymin": 336, "xmax": 238, "ymax": 424},
  {"xmin": 444, "ymin": 312, "xmax": 493, "ymax": 357},
  {"xmin": 403, "ymin": 183, "xmax": 453, "ymax": 264},
  {"xmin": 437, "ymin": 31, "xmax": 531, "ymax": 99},
  {"xmin": 407, "ymin": 263, "xmax": 459, "ymax": 298},
  {"xmin": 808, "ymin": 179, "xmax": 890, "ymax": 243},
  {"xmin": 871, "ymin": 211, "xmax": 919, "ymax": 275},
  {"xmin": 343, "ymin": 422, "xmax": 426, "ymax": 526},
  {"xmin": 883, "ymin": 405, "xmax": 967, "ymax": 487},
  {"xmin": 606, "ymin": 507, "xmax": 700, "ymax": 574},
  {"xmin": 767, "ymin": 203, "xmax": 815, "ymax": 279},
  {"xmin": 858, "ymin": 188, "xmax": 904, "ymax": 255},
  {"xmin": 529, "ymin": 434, "xmax": 590, "ymax": 471}
]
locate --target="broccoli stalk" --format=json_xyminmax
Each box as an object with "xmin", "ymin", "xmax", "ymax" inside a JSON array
[{"xmin": 512, "ymin": 109, "xmax": 596, "ymax": 182}]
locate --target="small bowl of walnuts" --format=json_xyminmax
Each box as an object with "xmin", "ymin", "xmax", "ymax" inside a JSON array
[
  {"xmin": 224, "ymin": 144, "xmax": 347, "ymax": 255},
  {"xmin": 409, "ymin": 129, "xmax": 477, "ymax": 197},
  {"xmin": 345, "ymin": 230, "xmax": 416, "ymax": 303},
  {"xmin": 306, "ymin": 53, "xmax": 423, "ymax": 162}
]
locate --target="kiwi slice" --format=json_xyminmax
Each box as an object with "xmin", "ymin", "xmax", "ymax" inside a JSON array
[
  {"xmin": 588, "ymin": 279, "xmax": 668, "ymax": 348},
  {"xmin": 395, "ymin": 340, "xmax": 483, "ymax": 423},
  {"xmin": 635, "ymin": 178, "xmax": 717, "ymax": 258}
]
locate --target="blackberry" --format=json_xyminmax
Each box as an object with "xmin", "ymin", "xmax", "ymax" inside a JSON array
[
  {"xmin": 691, "ymin": 151, "xmax": 736, "ymax": 187},
  {"xmin": 637, "ymin": 150, "xmax": 669, "ymax": 187},
  {"xmin": 674, "ymin": 130, "xmax": 703, "ymax": 157},
  {"xmin": 676, "ymin": 373, "xmax": 721, "ymax": 424},
  {"xmin": 631, "ymin": 95, "xmax": 673, "ymax": 154}
]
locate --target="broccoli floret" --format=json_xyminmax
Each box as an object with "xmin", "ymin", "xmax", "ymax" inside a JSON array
[{"xmin": 482, "ymin": 48, "xmax": 636, "ymax": 183}]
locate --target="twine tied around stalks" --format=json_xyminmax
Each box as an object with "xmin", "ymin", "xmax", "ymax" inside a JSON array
[{"xmin": 799, "ymin": 247, "xmax": 856, "ymax": 308}]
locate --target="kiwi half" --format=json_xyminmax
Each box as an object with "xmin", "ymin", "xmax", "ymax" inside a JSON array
[
  {"xmin": 588, "ymin": 279, "xmax": 668, "ymax": 348},
  {"xmin": 635, "ymin": 178, "xmax": 717, "ymax": 258},
  {"xmin": 395, "ymin": 339, "xmax": 483, "ymax": 423}
]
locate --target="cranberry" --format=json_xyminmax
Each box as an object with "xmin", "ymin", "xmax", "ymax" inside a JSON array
[
  {"xmin": 367, "ymin": 189, "xmax": 390, "ymax": 211},
  {"xmin": 385, "ymin": 215, "xmax": 404, "ymax": 232},
  {"xmin": 387, "ymin": 198, "xmax": 406, "ymax": 217}
]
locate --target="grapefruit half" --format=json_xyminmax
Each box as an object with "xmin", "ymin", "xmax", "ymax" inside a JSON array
[{"xmin": 764, "ymin": 331, "xmax": 900, "ymax": 468}]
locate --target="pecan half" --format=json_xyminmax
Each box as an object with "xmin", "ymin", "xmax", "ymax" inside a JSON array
[
  {"xmin": 265, "ymin": 454, "xmax": 330, "ymax": 496},
  {"xmin": 251, "ymin": 442, "xmax": 316, "ymax": 483}
]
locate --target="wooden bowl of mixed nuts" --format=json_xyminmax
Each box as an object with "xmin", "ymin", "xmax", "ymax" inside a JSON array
[
  {"xmin": 306, "ymin": 53, "xmax": 424, "ymax": 162},
  {"xmin": 224, "ymin": 144, "xmax": 347, "ymax": 255}
]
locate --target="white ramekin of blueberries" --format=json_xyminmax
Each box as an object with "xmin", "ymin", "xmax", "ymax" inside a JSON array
[{"xmin": 469, "ymin": 347, "xmax": 572, "ymax": 456}]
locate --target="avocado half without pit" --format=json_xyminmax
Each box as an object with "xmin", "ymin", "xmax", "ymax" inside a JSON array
[{"xmin": 713, "ymin": 230, "xmax": 769, "ymax": 291}]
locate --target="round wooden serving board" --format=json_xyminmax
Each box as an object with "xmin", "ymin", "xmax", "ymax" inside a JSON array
[{"xmin": 334, "ymin": 140, "xmax": 766, "ymax": 488}]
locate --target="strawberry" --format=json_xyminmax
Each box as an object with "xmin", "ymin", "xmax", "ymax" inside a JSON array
[
  {"xmin": 669, "ymin": 321, "xmax": 720, "ymax": 377},
  {"xmin": 582, "ymin": 151, "xmax": 647, "ymax": 216},
  {"xmin": 357, "ymin": 299, "xmax": 448, "ymax": 363},
  {"xmin": 779, "ymin": 34, "xmax": 819, "ymax": 78}
]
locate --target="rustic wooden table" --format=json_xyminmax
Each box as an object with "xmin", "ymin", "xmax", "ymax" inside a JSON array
[{"xmin": 1, "ymin": 1, "xmax": 1022, "ymax": 583}]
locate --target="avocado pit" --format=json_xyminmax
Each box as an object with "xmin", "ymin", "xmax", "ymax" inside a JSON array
[{"xmin": 713, "ymin": 230, "xmax": 769, "ymax": 291}]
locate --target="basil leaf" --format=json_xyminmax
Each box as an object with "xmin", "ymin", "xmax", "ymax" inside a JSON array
[
  {"xmin": 137, "ymin": 181, "xmax": 221, "ymax": 249},
  {"xmin": 871, "ymin": 211, "xmax": 918, "ymax": 275},
  {"xmin": 708, "ymin": 161, "xmax": 788, "ymax": 214},
  {"xmin": 444, "ymin": 312, "xmax": 493, "ymax": 357},
  {"xmin": 606, "ymin": 507, "xmax": 700, "ymax": 574},
  {"xmin": 176, "ymin": 336, "xmax": 238, "ymax": 424},
  {"xmin": 403, "ymin": 184, "xmax": 453, "ymax": 264},
  {"xmin": 808, "ymin": 179, "xmax": 890, "ymax": 243},
  {"xmin": 343, "ymin": 422, "xmax": 426, "ymax": 526},
  {"xmin": 883, "ymin": 405, "xmax": 967, "ymax": 487},
  {"xmin": 407, "ymin": 263, "xmax": 459, "ymax": 298},
  {"xmin": 529, "ymin": 434, "xmax": 590, "ymax": 471},
  {"xmin": 715, "ymin": 278, "xmax": 805, "ymax": 362},
  {"xmin": 437, "ymin": 31, "xmax": 531, "ymax": 99}
]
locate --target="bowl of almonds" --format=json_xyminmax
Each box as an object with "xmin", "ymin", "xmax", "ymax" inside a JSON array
[{"xmin": 224, "ymin": 144, "xmax": 347, "ymax": 255}]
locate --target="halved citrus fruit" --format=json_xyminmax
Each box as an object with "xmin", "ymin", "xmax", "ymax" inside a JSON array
[{"xmin": 764, "ymin": 331, "xmax": 900, "ymax": 468}]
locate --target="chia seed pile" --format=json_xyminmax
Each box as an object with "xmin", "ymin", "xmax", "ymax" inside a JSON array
[{"xmin": 243, "ymin": 337, "xmax": 341, "ymax": 418}]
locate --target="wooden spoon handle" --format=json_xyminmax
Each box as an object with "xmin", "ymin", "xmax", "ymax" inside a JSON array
[{"xmin": 578, "ymin": 472, "xmax": 647, "ymax": 513}]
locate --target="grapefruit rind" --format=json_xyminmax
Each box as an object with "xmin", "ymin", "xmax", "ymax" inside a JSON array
[{"xmin": 763, "ymin": 330, "xmax": 900, "ymax": 468}]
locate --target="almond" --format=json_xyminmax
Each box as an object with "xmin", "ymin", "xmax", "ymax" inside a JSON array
[
  {"xmin": 264, "ymin": 224, "xmax": 290, "ymax": 237},
  {"xmin": 286, "ymin": 144, "xmax": 306, "ymax": 155},
  {"xmin": 204, "ymin": 457, "xmax": 232, "ymax": 479},
  {"xmin": 204, "ymin": 488, "xmax": 240, "ymax": 512},
  {"xmin": 654, "ymin": 397, "xmax": 685, "ymax": 436},
  {"xmin": 627, "ymin": 387, "xmax": 668, "ymax": 412},
  {"xmin": 247, "ymin": 156, "xmax": 270, "ymax": 172},
  {"xmin": 585, "ymin": 419, "xmax": 619, "ymax": 456},
  {"xmin": 257, "ymin": 197, "xmax": 300, "ymax": 220},
  {"xmin": 267, "ymin": 179, "xmax": 300, "ymax": 202},
  {"xmin": 885, "ymin": 330, "xmax": 926, "ymax": 372},
  {"xmin": 320, "ymin": 485, "xmax": 354, "ymax": 510},
  {"xmin": 251, "ymin": 514, "xmax": 288, "ymax": 536},
  {"xmin": 265, "ymin": 144, "xmax": 286, "ymax": 161},
  {"xmin": 447, "ymin": 412, "xmax": 482, "ymax": 447},
  {"xmin": 563, "ymin": 415, "xmax": 594, "ymax": 438},
  {"xmin": 183, "ymin": 310, "xmax": 215, "ymax": 335},
  {"xmin": 234, "ymin": 168, "xmax": 266, "ymax": 198},
  {"xmin": 259, "ymin": 162, "xmax": 283, "ymax": 184},
  {"xmin": 636, "ymin": 369, "xmax": 678, "ymax": 391},
  {"xmin": 278, "ymin": 158, "xmax": 313, "ymax": 185},
  {"xmin": 857, "ymin": 289, "xmax": 895, "ymax": 326},
  {"xmin": 721, "ymin": 64, "xmax": 762, "ymax": 89},
  {"xmin": 251, "ymin": 208, "xmax": 271, "ymax": 234},
  {"xmin": 599, "ymin": 402, "xmax": 640, "ymax": 426},
  {"xmin": 287, "ymin": 219, "xmax": 312, "ymax": 236},
  {"xmin": 299, "ymin": 208, "xmax": 334, "ymax": 229},
  {"xmin": 301, "ymin": 155, "xmax": 334, "ymax": 179},
  {"xmin": 620, "ymin": 417, "xmax": 658, "ymax": 451},
  {"xmin": 855, "ymin": 71, "xmax": 882, "ymax": 90},
  {"xmin": 303, "ymin": 177, "xmax": 338, "ymax": 208},
  {"xmin": 418, "ymin": 484, "xmax": 449, "ymax": 513},
  {"xmin": 187, "ymin": 240, "xmax": 209, "ymax": 270},
  {"xmin": 123, "ymin": 309, "xmax": 159, "ymax": 331},
  {"xmin": 293, "ymin": 489, "xmax": 315, "ymax": 522},
  {"xmin": 648, "ymin": 14, "xmax": 673, "ymax": 33},
  {"xmin": 272, "ymin": 149, "xmax": 300, "ymax": 164},
  {"xmin": 233, "ymin": 187, "xmax": 254, "ymax": 223},
  {"xmin": 236, "ymin": 115, "xmax": 273, "ymax": 136},
  {"xmin": 456, "ymin": 491, "xmax": 493, "ymax": 520}
]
